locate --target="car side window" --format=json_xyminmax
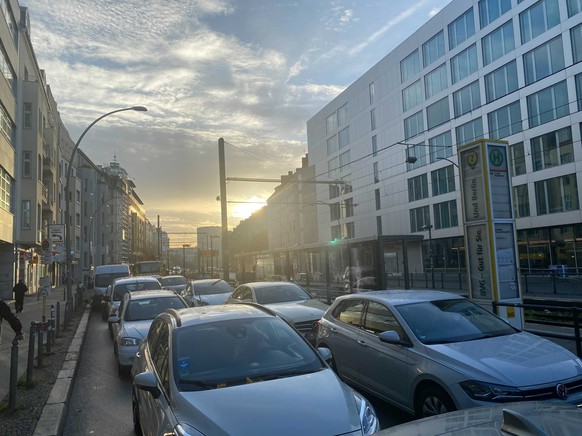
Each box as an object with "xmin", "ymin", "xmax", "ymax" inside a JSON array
[
  {"xmin": 363, "ymin": 301, "xmax": 406, "ymax": 339},
  {"xmin": 332, "ymin": 300, "xmax": 365, "ymax": 328},
  {"xmin": 150, "ymin": 322, "xmax": 171, "ymax": 395},
  {"xmin": 234, "ymin": 287, "xmax": 252, "ymax": 301}
]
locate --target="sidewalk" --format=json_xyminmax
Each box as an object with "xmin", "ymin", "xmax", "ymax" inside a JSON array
[{"xmin": 0, "ymin": 286, "xmax": 70, "ymax": 402}]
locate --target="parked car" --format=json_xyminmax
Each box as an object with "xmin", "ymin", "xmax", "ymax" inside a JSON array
[
  {"xmin": 91, "ymin": 264, "xmax": 131, "ymax": 309},
  {"xmin": 383, "ymin": 401, "xmax": 582, "ymax": 435},
  {"xmin": 131, "ymin": 304, "xmax": 379, "ymax": 435},
  {"xmin": 224, "ymin": 281, "xmax": 329, "ymax": 344},
  {"xmin": 102, "ymin": 276, "xmax": 162, "ymax": 335},
  {"xmin": 160, "ymin": 275, "xmax": 188, "ymax": 293},
  {"xmin": 316, "ymin": 289, "xmax": 582, "ymax": 418},
  {"xmin": 111, "ymin": 290, "xmax": 188, "ymax": 375},
  {"xmin": 181, "ymin": 278, "xmax": 233, "ymax": 306}
]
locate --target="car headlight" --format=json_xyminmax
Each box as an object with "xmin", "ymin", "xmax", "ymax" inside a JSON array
[
  {"xmin": 460, "ymin": 380, "xmax": 525, "ymax": 402},
  {"xmin": 119, "ymin": 337, "xmax": 141, "ymax": 346},
  {"xmin": 352, "ymin": 390, "xmax": 379, "ymax": 435}
]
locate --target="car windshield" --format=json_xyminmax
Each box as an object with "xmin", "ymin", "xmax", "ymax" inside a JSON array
[
  {"xmin": 193, "ymin": 280, "xmax": 232, "ymax": 296},
  {"xmin": 395, "ymin": 298, "xmax": 518, "ymax": 345},
  {"xmin": 254, "ymin": 284, "xmax": 311, "ymax": 304},
  {"xmin": 173, "ymin": 317, "xmax": 323, "ymax": 391},
  {"xmin": 95, "ymin": 272, "xmax": 129, "ymax": 287},
  {"xmin": 161, "ymin": 276, "xmax": 188, "ymax": 286},
  {"xmin": 124, "ymin": 296, "xmax": 187, "ymax": 322},
  {"xmin": 112, "ymin": 281, "xmax": 161, "ymax": 301}
]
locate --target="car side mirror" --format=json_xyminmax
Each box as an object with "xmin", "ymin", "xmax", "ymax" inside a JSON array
[
  {"xmin": 378, "ymin": 330, "xmax": 408, "ymax": 346},
  {"xmin": 134, "ymin": 371, "xmax": 161, "ymax": 399},
  {"xmin": 317, "ymin": 347, "xmax": 333, "ymax": 363},
  {"xmin": 108, "ymin": 315, "xmax": 119, "ymax": 324}
]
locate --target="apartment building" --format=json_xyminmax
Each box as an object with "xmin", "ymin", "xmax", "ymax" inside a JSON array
[{"xmin": 306, "ymin": 0, "xmax": 582, "ymax": 278}]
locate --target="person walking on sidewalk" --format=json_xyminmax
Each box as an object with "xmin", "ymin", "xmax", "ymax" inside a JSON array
[
  {"xmin": 0, "ymin": 298, "xmax": 24, "ymax": 344},
  {"xmin": 13, "ymin": 278, "xmax": 28, "ymax": 314}
]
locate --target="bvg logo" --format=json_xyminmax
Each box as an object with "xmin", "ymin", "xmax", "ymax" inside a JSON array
[{"xmin": 489, "ymin": 149, "xmax": 504, "ymax": 167}]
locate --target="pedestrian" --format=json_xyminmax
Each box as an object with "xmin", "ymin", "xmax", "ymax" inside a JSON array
[
  {"xmin": 13, "ymin": 278, "xmax": 28, "ymax": 314},
  {"xmin": 0, "ymin": 298, "xmax": 24, "ymax": 344}
]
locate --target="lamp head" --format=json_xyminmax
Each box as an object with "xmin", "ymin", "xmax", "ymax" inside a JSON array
[
  {"xmin": 131, "ymin": 106, "xmax": 148, "ymax": 112},
  {"xmin": 405, "ymin": 155, "xmax": 417, "ymax": 164}
]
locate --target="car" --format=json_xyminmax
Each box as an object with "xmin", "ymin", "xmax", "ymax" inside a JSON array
[
  {"xmin": 160, "ymin": 275, "xmax": 188, "ymax": 293},
  {"xmin": 111, "ymin": 290, "xmax": 188, "ymax": 375},
  {"xmin": 131, "ymin": 304, "xmax": 379, "ymax": 435},
  {"xmin": 181, "ymin": 278, "xmax": 233, "ymax": 306},
  {"xmin": 102, "ymin": 276, "xmax": 163, "ymax": 335},
  {"xmin": 316, "ymin": 289, "xmax": 582, "ymax": 418},
  {"xmin": 383, "ymin": 401, "xmax": 582, "ymax": 435},
  {"xmin": 224, "ymin": 281, "xmax": 329, "ymax": 344}
]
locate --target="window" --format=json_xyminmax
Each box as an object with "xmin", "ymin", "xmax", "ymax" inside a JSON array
[
  {"xmin": 427, "ymin": 97, "xmax": 450, "ymax": 130},
  {"xmin": 370, "ymin": 108, "xmax": 376, "ymax": 131},
  {"xmin": 571, "ymin": 23, "xmax": 582, "ymax": 63},
  {"xmin": 375, "ymin": 188, "xmax": 381, "ymax": 210},
  {"xmin": 0, "ymin": 166, "xmax": 11, "ymax": 212},
  {"xmin": 329, "ymin": 184, "xmax": 340, "ymax": 200},
  {"xmin": 22, "ymin": 151, "xmax": 31, "ymax": 178},
  {"xmin": 344, "ymin": 198, "xmax": 354, "ymax": 217},
  {"xmin": 373, "ymin": 162, "xmax": 379, "ymax": 183},
  {"xmin": 338, "ymin": 126, "xmax": 350, "ymax": 149},
  {"xmin": 76, "ymin": 213, "xmax": 81, "ymax": 227},
  {"xmin": 339, "ymin": 150, "xmax": 351, "ymax": 173},
  {"xmin": 326, "ymin": 113, "xmax": 337, "ymax": 134},
  {"xmin": 424, "ymin": 64, "xmax": 448, "ymax": 99},
  {"xmin": 520, "ymin": 0, "xmax": 560, "ymax": 44},
  {"xmin": 369, "ymin": 82, "xmax": 376, "ymax": 105},
  {"xmin": 479, "ymin": 0, "xmax": 511, "ymax": 28},
  {"xmin": 488, "ymin": 101, "xmax": 522, "ymax": 138},
  {"xmin": 376, "ymin": 216, "xmax": 382, "ymax": 235},
  {"xmin": 406, "ymin": 142, "xmax": 427, "ymax": 170},
  {"xmin": 404, "ymin": 111, "xmax": 424, "ymax": 139},
  {"xmin": 535, "ymin": 174, "xmax": 579, "ymax": 215},
  {"xmin": 0, "ymin": 104, "xmax": 14, "ymax": 144},
  {"xmin": 0, "ymin": 44, "xmax": 15, "ymax": 96},
  {"xmin": 527, "ymin": 81, "xmax": 569, "ymax": 128},
  {"xmin": 429, "ymin": 131, "xmax": 453, "ymax": 163},
  {"xmin": 432, "ymin": 165, "xmax": 456, "ymax": 196},
  {"xmin": 338, "ymin": 104, "xmax": 348, "ymax": 126},
  {"xmin": 449, "ymin": 8, "xmax": 475, "ymax": 50},
  {"xmin": 577, "ymin": 74, "xmax": 582, "ymax": 110},
  {"xmin": 456, "ymin": 118, "xmax": 483, "ymax": 146},
  {"xmin": 531, "ymin": 127, "xmax": 573, "ymax": 171},
  {"xmin": 23, "ymin": 102, "xmax": 32, "ymax": 129},
  {"xmin": 513, "ymin": 185, "xmax": 530, "ymax": 217},
  {"xmin": 372, "ymin": 135, "xmax": 377, "ymax": 157},
  {"xmin": 451, "ymin": 44, "xmax": 478, "ymax": 84},
  {"xmin": 364, "ymin": 302, "xmax": 406, "ymax": 337},
  {"xmin": 327, "ymin": 135, "xmax": 338, "ymax": 156},
  {"xmin": 423, "ymin": 31, "xmax": 445, "ymax": 67},
  {"xmin": 523, "ymin": 36, "xmax": 564, "ymax": 85},
  {"xmin": 401, "ymin": 50, "xmax": 420, "ymax": 83},
  {"xmin": 346, "ymin": 222, "xmax": 355, "ymax": 238},
  {"xmin": 328, "ymin": 157, "xmax": 339, "ymax": 179},
  {"xmin": 453, "ymin": 80, "xmax": 481, "ymax": 117},
  {"xmin": 485, "ymin": 60, "xmax": 518, "ymax": 103},
  {"xmin": 333, "ymin": 299, "xmax": 365, "ymax": 327},
  {"xmin": 568, "ymin": 0, "xmax": 582, "ymax": 17},
  {"xmin": 331, "ymin": 224, "xmax": 341, "ymax": 240},
  {"xmin": 330, "ymin": 203, "xmax": 340, "ymax": 221},
  {"xmin": 482, "ymin": 20, "xmax": 514, "ymax": 65},
  {"xmin": 434, "ymin": 200, "xmax": 458, "ymax": 229},
  {"xmin": 410, "ymin": 206, "xmax": 430, "ymax": 232},
  {"xmin": 22, "ymin": 200, "xmax": 31, "ymax": 229},
  {"xmin": 403, "ymin": 80, "xmax": 423, "ymax": 112},
  {"xmin": 511, "ymin": 142, "xmax": 526, "ymax": 176},
  {"xmin": 408, "ymin": 174, "xmax": 429, "ymax": 202}
]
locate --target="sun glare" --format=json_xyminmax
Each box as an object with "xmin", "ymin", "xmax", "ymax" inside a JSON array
[{"xmin": 231, "ymin": 196, "xmax": 266, "ymax": 220}]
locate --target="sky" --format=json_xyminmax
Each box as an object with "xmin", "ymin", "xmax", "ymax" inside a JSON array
[{"xmin": 20, "ymin": 0, "xmax": 451, "ymax": 247}]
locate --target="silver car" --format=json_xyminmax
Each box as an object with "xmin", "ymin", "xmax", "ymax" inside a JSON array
[
  {"xmin": 131, "ymin": 304, "xmax": 379, "ymax": 435},
  {"xmin": 160, "ymin": 275, "xmax": 189, "ymax": 293},
  {"xmin": 224, "ymin": 281, "xmax": 329, "ymax": 344},
  {"xmin": 111, "ymin": 290, "xmax": 188, "ymax": 374},
  {"xmin": 181, "ymin": 278, "xmax": 233, "ymax": 306},
  {"xmin": 316, "ymin": 290, "xmax": 582, "ymax": 418}
]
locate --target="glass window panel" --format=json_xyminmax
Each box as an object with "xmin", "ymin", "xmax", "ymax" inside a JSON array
[
  {"xmin": 434, "ymin": 200, "xmax": 458, "ymax": 229},
  {"xmin": 453, "ymin": 80, "xmax": 481, "ymax": 117},
  {"xmin": 511, "ymin": 142, "xmax": 526, "ymax": 176},
  {"xmin": 456, "ymin": 118, "xmax": 483, "ymax": 146},
  {"xmin": 423, "ymin": 31, "xmax": 445, "ymax": 67},
  {"xmin": 568, "ymin": 0, "xmax": 582, "ymax": 17},
  {"xmin": 327, "ymin": 135, "xmax": 338, "ymax": 156},
  {"xmin": 479, "ymin": 0, "xmax": 511, "ymax": 28},
  {"xmin": 449, "ymin": 8, "xmax": 476, "ymax": 49},
  {"xmin": 482, "ymin": 20, "xmax": 515, "ymax": 65},
  {"xmin": 527, "ymin": 81, "xmax": 569, "ymax": 128},
  {"xmin": 427, "ymin": 97, "xmax": 450, "ymax": 130},
  {"xmin": 401, "ymin": 50, "xmax": 420, "ymax": 83},
  {"xmin": 338, "ymin": 104, "xmax": 348, "ymax": 126},
  {"xmin": 571, "ymin": 24, "xmax": 582, "ymax": 63},
  {"xmin": 451, "ymin": 44, "xmax": 478, "ymax": 84},
  {"xmin": 520, "ymin": 0, "xmax": 560, "ymax": 44},
  {"xmin": 404, "ymin": 111, "xmax": 424, "ymax": 139},
  {"xmin": 513, "ymin": 184, "xmax": 531, "ymax": 217},
  {"xmin": 410, "ymin": 206, "xmax": 430, "ymax": 232},
  {"xmin": 406, "ymin": 142, "xmax": 428, "ymax": 171},
  {"xmin": 429, "ymin": 131, "xmax": 453, "ymax": 163},
  {"xmin": 523, "ymin": 36, "xmax": 564, "ymax": 85},
  {"xmin": 488, "ymin": 101, "xmax": 522, "ymax": 139},
  {"xmin": 338, "ymin": 126, "xmax": 350, "ymax": 149},
  {"xmin": 403, "ymin": 80, "xmax": 423, "ymax": 112},
  {"xmin": 485, "ymin": 60, "xmax": 518, "ymax": 102},
  {"xmin": 531, "ymin": 127, "xmax": 573, "ymax": 171},
  {"xmin": 408, "ymin": 174, "xmax": 429, "ymax": 202},
  {"xmin": 431, "ymin": 165, "xmax": 456, "ymax": 196}
]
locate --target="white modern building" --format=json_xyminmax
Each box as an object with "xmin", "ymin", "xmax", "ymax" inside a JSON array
[{"xmin": 306, "ymin": 0, "xmax": 582, "ymax": 280}]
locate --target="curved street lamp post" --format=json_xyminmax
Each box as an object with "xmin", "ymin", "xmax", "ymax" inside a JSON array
[{"xmin": 65, "ymin": 106, "xmax": 147, "ymax": 302}]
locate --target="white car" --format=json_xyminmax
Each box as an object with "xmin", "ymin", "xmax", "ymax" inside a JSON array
[
  {"xmin": 317, "ymin": 289, "xmax": 582, "ymax": 418},
  {"xmin": 112, "ymin": 290, "xmax": 188, "ymax": 374}
]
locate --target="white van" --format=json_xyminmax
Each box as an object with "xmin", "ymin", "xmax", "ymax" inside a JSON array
[{"xmin": 91, "ymin": 264, "xmax": 131, "ymax": 309}]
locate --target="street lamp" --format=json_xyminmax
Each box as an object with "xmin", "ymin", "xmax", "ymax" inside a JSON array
[
  {"xmin": 65, "ymin": 106, "xmax": 147, "ymax": 302},
  {"xmin": 182, "ymin": 244, "xmax": 191, "ymax": 275},
  {"xmin": 210, "ymin": 235, "xmax": 220, "ymax": 278},
  {"xmin": 422, "ymin": 224, "xmax": 435, "ymax": 288}
]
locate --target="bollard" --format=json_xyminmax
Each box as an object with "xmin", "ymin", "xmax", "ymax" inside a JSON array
[
  {"xmin": 42, "ymin": 294, "xmax": 47, "ymax": 322},
  {"xmin": 9, "ymin": 340, "xmax": 19, "ymax": 410},
  {"xmin": 50, "ymin": 304, "xmax": 56, "ymax": 344},
  {"xmin": 36, "ymin": 323, "xmax": 43, "ymax": 367},
  {"xmin": 46, "ymin": 321, "xmax": 52, "ymax": 355},
  {"xmin": 27, "ymin": 322, "xmax": 36, "ymax": 384},
  {"xmin": 56, "ymin": 301, "xmax": 60, "ymax": 338}
]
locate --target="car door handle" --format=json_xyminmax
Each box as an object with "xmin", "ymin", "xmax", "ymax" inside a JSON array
[{"xmin": 357, "ymin": 340, "xmax": 367, "ymax": 347}]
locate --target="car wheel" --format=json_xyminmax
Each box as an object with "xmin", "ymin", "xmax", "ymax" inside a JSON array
[
  {"xmin": 415, "ymin": 385, "xmax": 456, "ymax": 418},
  {"xmin": 132, "ymin": 390, "xmax": 143, "ymax": 435}
]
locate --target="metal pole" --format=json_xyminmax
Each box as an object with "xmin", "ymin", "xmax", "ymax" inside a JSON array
[
  {"xmin": 219, "ymin": 138, "xmax": 229, "ymax": 281},
  {"xmin": 9, "ymin": 340, "xmax": 19, "ymax": 410},
  {"xmin": 27, "ymin": 323, "xmax": 35, "ymax": 384}
]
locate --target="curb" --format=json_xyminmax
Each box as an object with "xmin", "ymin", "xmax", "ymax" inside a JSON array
[{"xmin": 32, "ymin": 305, "xmax": 91, "ymax": 436}]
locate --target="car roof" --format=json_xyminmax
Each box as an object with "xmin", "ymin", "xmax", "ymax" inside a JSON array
[
  {"xmin": 240, "ymin": 281, "xmax": 298, "ymax": 288},
  {"xmin": 113, "ymin": 276, "xmax": 161, "ymax": 285},
  {"xmin": 338, "ymin": 289, "xmax": 466, "ymax": 306},
  {"xmin": 162, "ymin": 275, "xmax": 186, "ymax": 279},
  {"xmin": 125, "ymin": 290, "xmax": 179, "ymax": 300},
  {"xmin": 191, "ymin": 279, "xmax": 228, "ymax": 285},
  {"xmin": 164, "ymin": 303, "xmax": 276, "ymax": 327}
]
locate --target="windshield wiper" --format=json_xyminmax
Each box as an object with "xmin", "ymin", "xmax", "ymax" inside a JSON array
[{"xmin": 178, "ymin": 379, "xmax": 216, "ymax": 390}]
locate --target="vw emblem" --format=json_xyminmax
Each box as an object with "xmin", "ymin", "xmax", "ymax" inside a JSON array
[{"xmin": 556, "ymin": 383, "xmax": 568, "ymax": 400}]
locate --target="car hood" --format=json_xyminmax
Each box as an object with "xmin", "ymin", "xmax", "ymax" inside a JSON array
[
  {"xmin": 120, "ymin": 320, "xmax": 153, "ymax": 340},
  {"xmin": 175, "ymin": 369, "xmax": 362, "ymax": 435},
  {"xmin": 198, "ymin": 292, "xmax": 232, "ymax": 305},
  {"xmin": 265, "ymin": 299, "xmax": 328, "ymax": 322},
  {"xmin": 425, "ymin": 331, "xmax": 582, "ymax": 386}
]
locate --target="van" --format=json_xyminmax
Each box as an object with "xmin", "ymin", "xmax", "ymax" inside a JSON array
[{"xmin": 91, "ymin": 264, "xmax": 131, "ymax": 309}]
